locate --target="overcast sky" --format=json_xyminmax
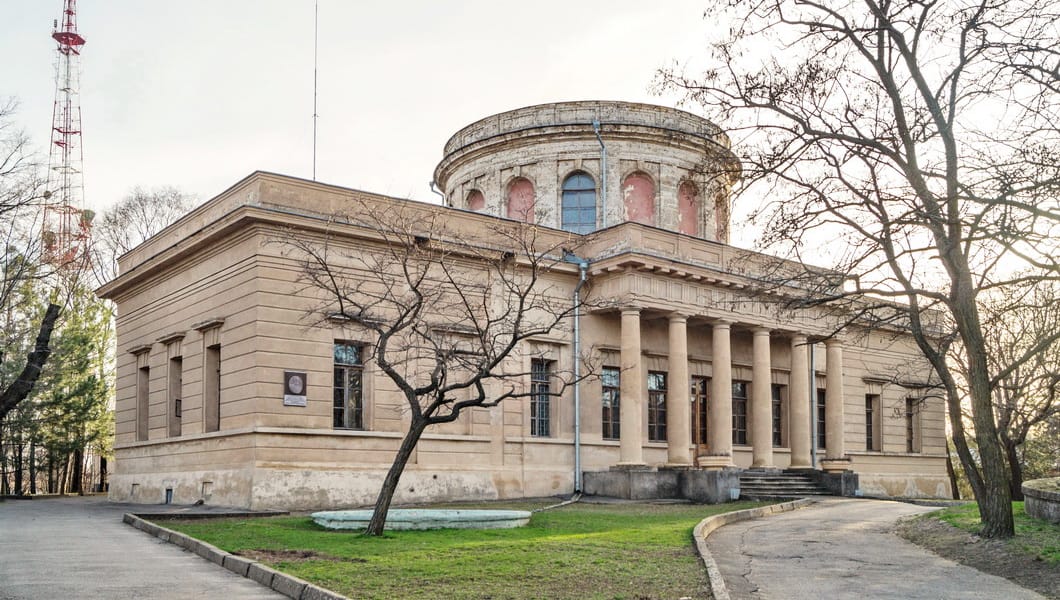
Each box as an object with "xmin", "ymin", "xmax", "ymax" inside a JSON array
[{"xmin": 2, "ymin": 1, "xmax": 725, "ymax": 217}]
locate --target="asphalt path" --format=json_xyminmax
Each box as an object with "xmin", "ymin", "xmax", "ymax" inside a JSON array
[
  {"xmin": 0, "ymin": 496, "xmax": 284, "ymax": 599},
  {"xmin": 707, "ymin": 497, "xmax": 1046, "ymax": 600}
]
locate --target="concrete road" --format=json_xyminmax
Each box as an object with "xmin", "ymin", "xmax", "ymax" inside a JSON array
[
  {"xmin": 708, "ymin": 497, "xmax": 1045, "ymax": 600},
  {"xmin": 0, "ymin": 496, "xmax": 284, "ymax": 599}
]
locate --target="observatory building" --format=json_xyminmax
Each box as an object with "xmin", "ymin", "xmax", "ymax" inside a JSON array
[{"xmin": 97, "ymin": 101, "xmax": 951, "ymax": 509}]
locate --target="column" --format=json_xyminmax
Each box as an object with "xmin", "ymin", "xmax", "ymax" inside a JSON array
[
  {"xmin": 825, "ymin": 338, "xmax": 846, "ymax": 461},
  {"xmin": 667, "ymin": 314, "xmax": 692, "ymax": 466},
  {"xmin": 706, "ymin": 320, "xmax": 733, "ymax": 467},
  {"xmin": 751, "ymin": 327, "xmax": 774, "ymax": 468},
  {"xmin": 618, "ymin": 308, "xmax": 645, "ymax": 466},
  {"xmin": 788, "ymin": 335, "xmax": 812, "ymax": 468}
]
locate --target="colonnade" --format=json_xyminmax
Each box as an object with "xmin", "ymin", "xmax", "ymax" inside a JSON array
[{"xmin": 615, "ymin": 308, "xmax": 847, "ymax": 470}]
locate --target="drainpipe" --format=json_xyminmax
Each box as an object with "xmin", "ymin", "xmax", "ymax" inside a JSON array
[
  {"xmin": 809, "ymin": 341, "xmax": 817, "ymax": 469},
  {"xmin": 562, "ymin": 250, "xmax": 590, "ymax": 493},
  {"xmin": 591, "ymin": 119, "xmax": 607, "ymax": 218}
]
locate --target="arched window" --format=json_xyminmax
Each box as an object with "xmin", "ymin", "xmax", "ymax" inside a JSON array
[
  {"xmin": 677, "ymin": 181, "xmax": 699, "ymax": 236},
  {"xmin": 506, "ymin": 177, "xmax": 535, "ymax": 223},
  {"xmin": 561, "ymin": 172, "xmax": 597, "ymax": 234},
  {"xmin": 622, "ymin": 172, "xmax": 654, "ymax": 225},
  {"xmin": 466, "ymin": 189, "xmax": 485, "ymax": 211}
]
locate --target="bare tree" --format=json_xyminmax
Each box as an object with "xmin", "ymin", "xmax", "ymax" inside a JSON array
[
  {"xmin": 660, "ymin": 0, "xmax": 1060, "ymax": 537},
  {"xmin": 90, "ymin": 186, "xmax": 195, "ymax": 285},
  {"xmin": 981, "ymin": 279, "xmax": 1060, "ymax": 499},
  {"xmin": 0, "ymin": 100, "xmax": 61, "ymax": 424},
  {"xmin": 287, "ymin": 201, "xmax": 588, "ymax": 535}
]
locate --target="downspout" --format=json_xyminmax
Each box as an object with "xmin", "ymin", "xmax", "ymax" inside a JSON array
[
  {"xmin": 591, "ymin": 119, "xmax": 607, "ymax": 214},
  {"xmin": 572, "ymin": 260, "xmax": 588, "ymax": 492},
  {"xmin": 809, "ymin": 341, "xmax": 817, "ymax": 469}
]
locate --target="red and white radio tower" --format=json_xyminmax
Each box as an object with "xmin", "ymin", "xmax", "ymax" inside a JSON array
[{"xmin": 43, "ymin": 0, "xmax": 91, "ymax": 268}]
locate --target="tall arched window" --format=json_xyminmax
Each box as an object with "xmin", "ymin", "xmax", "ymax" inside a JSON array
[
  {"xmin": 677, "ymin": 181, "xmax": 699, "ymax": 236},
  {"xmin": 561, "ymin": 172, "xmax": 597, "ymax": 234},
  {"xmin": 466, "ymin": 189, "xmax": 485, "ymax": 211},
  {"xmin": 506, "ymin": 177, "xmax": 535, "ymax": 223},
  {"xmin": 622, "ymin": 172, "xmax": 654, "ymax": 225}
]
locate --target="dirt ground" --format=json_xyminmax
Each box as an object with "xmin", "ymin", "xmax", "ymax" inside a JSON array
[{"xmin": 897, "ymin": 515, "xmax": 1060, "ymax": 600}]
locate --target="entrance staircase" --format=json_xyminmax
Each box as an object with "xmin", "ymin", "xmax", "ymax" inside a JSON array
[{"xmin": 739, "ymin": 469, "xmax": 832, "ymax": 500}]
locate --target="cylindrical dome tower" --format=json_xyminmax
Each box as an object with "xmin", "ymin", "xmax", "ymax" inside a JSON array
[{"xmin": 434, "ymin": 101, "xmax": 740, "ymax": 242}]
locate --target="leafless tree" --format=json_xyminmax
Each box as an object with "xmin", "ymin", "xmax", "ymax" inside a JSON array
[
  {"xmin": 287, "ymin": 201, "xmax": 590, "ymax": 535},
  {"xmin": 0, "ymin": 100, "xmax": 61, "ymax": 423},
  {"xmin": 660, "ymin": 0, "xmax": 1060, "ymax": 537},
  {"xmin": 980, "ymin": 279, "xmax": 1060, "ymax": 499},
  {"xmin": 89, "ymin": 185, "xmax": 195, "ymax": 286}
]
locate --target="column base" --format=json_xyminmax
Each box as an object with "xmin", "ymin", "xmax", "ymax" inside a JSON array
[
  {"xmin": 819, "ymin": 457, "xmax": 852, "ymax": 473},
  {"xmin": 697, "ymin": 455, "xmax": 734, "ymax": 469}
]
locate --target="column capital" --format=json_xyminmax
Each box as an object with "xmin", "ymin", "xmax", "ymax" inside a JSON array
[
  {"xmin": 790, "ymin": 333, "xmax": 809, "ymax": 345},
  {"xmin": 620, "ymin": 306, "xmax": 642, "ymax": 316},
  {"xmin": 824, "ymin": 337, "xmax": 845, "ymax": 348},
  {"xmin": 711, "ymin": 319, "xmax": 733, "ymax": 330},
  {"xmin": 668, "ymin": 312, "xmax": 689, "ymax": 323},
  {"xmin": 752, "ymin": 326, "xmax": 772, "ymax": 336}
]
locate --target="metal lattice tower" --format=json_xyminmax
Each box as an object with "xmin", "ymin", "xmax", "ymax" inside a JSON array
[{"xmin": 44, "ymin": 0, "xmax": 90, "ymax": 268}]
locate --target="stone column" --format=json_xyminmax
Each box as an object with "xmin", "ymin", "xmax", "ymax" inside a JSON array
[
  {"xmin": 788, "ymin": 335, "xmax": 812, "ymax": 469},
  {"xmin": 618, "ymin": 308, "xmax": 645, "ymax": 466},
  {"xmin": 824, "ymin": 338, "xmax": 846, "ymax": 463},
  {"xmin": 704, "ymin": 320, "xmax": 733, "ymax": 468},
  {"xmin": 751, "ymin": 327, "xmax": 774, "ymax": 468},
  {"xmin": 667, "ymin": 314, "xmax": 692, "ymax": 466}
]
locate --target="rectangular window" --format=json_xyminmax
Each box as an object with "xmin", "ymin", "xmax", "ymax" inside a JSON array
[
  {"xmin": 530, "ymin": 359, "xmax": 552, "ymax": 437},
  {"xmin": 168, "ymin": 357, "xmax": 182, "ymax": 438},
  {"xmin": 865, "ymin": 394, "xmax": 881, "ymax": 451},
  {"xmin": 647, "ymin": 371, "xmax": 667, "ymax": 442},
  {"xmin": 692, "ymin": 376, "xmax": 710, "ymax": 447},
  {"xmin": 136, "ymin": 365, "xmax": 150, "ymax": 441},
  {"xmin": 732, "ymin": 381, "xmax": 748, "ymax": 445},
  {"xmin": 906, "ymin": 398, "xmax": 921, "ymax": 453},
  {"xmin": 771, "ymin": 383, "xmax": 785, "ymax": 447},
  {"xmin": 601, "ymin": 367, "xmax": 620, "ymax": 440},
  {"xmin": 204, "ymin": 344, "xmax": 221, "ymax": 433},
  {"xmin": 817, "ymin": 388, "xmax": 827, "ymax": 449},
  {"xmin": 334, "ymin": 342, "xmax": 364, "ymax": 429}
]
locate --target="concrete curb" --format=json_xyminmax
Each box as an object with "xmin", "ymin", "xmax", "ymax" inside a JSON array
[
  {"xmin": 692, "ymin": 499, "xmax": 815, "ymax": 600},
  {"xmin": 123, "ymin": 513, "xmax": 349, "ymax": 600}
]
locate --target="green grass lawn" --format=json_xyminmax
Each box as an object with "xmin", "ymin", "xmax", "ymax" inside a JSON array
[
  {"xmin": 158, "ymin": 500, "xmax": 768, "ymax": 600},
  {"xmin": 933, "ymin": 501, "xmax": 1060, "ymax": 564}
]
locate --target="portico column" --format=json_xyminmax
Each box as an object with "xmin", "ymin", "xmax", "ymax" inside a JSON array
[
  {"xmin": 751, "ymin": 327, "xmax": 774, "ymax": 468},
  {"xmin": 706, "ymin": 320, "xmax": 733, "ymax": 467},
  {"xmin": 619, "ymin": 308, "xmax": 645, "ymax": 466},
  {"xmin": 824, "ymin": 338, "xmax": 846, "ymax": 460},
  {"xmin": 788, "ymin": 335, "xmax": 812, "ymax": 469},
  {"xmin": 667, "ymin": 314, "xmax": 692, "ymax": 466}
]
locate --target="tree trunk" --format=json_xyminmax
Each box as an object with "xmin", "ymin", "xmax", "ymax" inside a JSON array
[
  {"xmin": 1002, "ymin": 437, "xmax": 1024, "ymax": 501},
  {"xmin": 59, "ymin": 453, "xmax": 69, "ymax": 495},
  {"xmin": 14, "ymin": 439, "xmax": 24, "ymax": 496},
  {"xmin": 945, "ymin": 444, "xmax": 961, "ymax": 500},
  {"xmin": 47, "ymin": 451, "xmax": 55, "ymax": 494},
  {"xmin": 0, "ymin": 304, "xmax": 61, "ymax": 422},
  {"xmin": 29, "ymin": 440, "xmax": 36, "ymax": 495},
  {"xmin": 71, "ymin": 447, "xmax": 84, "ymax": 495},
  {"xmin": 366, "ymin": 417, "xmax": 429, "ymax": 536},
  {"xmin": 0, "ymin": 417, "xmax": 7, "ymax": 495}
]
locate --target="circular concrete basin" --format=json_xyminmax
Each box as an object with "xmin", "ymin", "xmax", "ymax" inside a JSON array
[{"xmin": 311, "ymin": 508, "xmax": 532, "ymax": 531}]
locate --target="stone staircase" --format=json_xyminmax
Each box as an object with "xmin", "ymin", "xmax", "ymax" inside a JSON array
[{"xmin": 739, "ymin": 470, "xmax": 832, "ymax": 500}]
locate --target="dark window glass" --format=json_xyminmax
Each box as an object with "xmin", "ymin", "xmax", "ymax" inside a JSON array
[
  {"xmin": 771, "ymin": 384, "xmax": 784, "ymax": 447},
  {"xmin": 531, "ymin": 359, "xmax": 552, "ymax": 437},
  {"xmin": 692, "ymin": 376, "xmax": 709, "ymax": 447},
  {"xmin": 561, "ymin": 172, "xmax": 597, "ymax": 234},
  {"xmin": 334, "ymin": 342, "xmax": 364, "ymax": 429},
  {"xmin": 732, "ymin": 381, "xmax": 748, "ymax": 445},
  {"xmin": 866, "ymin": 394, "xmax": 879, "ymax": 451},
  {"xmin": 601, "ymin": 367, "xmax": 620, "ymax": 440},
  {"xmin": 906, "ymin": 398, "xmax": 918, "ymax": 453},
  {"xmin": 817, "ymin": 388, "xmax": 827, "ymax": 449},
  {"xmin": 648, "ymin": 371, "xmax": 667, "ymax": 442}
]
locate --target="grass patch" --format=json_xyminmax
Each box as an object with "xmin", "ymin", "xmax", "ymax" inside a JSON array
[
  {"xmin": 159, "ymin": 500, "xmax": 769, "ymax": 599},
  {"xmin": 933, "ymin": 501, "xmax": 1060, "ymax": 564}
]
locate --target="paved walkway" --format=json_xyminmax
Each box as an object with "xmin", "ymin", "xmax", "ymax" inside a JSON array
[
  {"xmin": 0, "ymin": 496, "xmax": 284, "ymax": 599},
  {"xmin": 707, "ymin": 498, "xmax": 1045, "ymax": 600}
]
